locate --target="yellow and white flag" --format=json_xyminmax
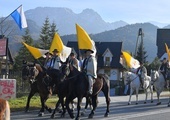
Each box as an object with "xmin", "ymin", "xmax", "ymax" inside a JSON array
[
  {"xmin": 165, "ymin": 43, "xmax": 170, "ymax": 61},
  {"xmin": 76, "ymin": 24, "xmax": 96, "ymax": 56},
  {"xmin": 49, "ymin": 33, "xmax": 72, "ymax": 62},
  {"xmin": 122, "ymin": 51, "xmax": 140, "ymax": 69},
  {"xmin": 22, "ymin": 42, "xmax": 48, "ymax": 59}
]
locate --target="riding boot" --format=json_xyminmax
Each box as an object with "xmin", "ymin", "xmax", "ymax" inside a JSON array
[{"xmin": 88, "ymin": 76, "xmax": 93, "ymax": 95}]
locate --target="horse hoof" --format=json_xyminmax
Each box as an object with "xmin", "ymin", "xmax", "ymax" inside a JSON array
[
  {"xmin": 70, "ymin": 114, "xmax": 75, "ymax": 119},
  {"xmin": 156, "ymin": 102, "xmax": 161, "ymax": 105},
  {"xmin": 151, "ymin": 101, "xmax": 153, "ymax": 103},
  {"xmin": 25, "ymin": 109, "xmax": 29, "ymax": 113},
  {"xmin": 128, "ymin": 103, "xmax": 131, "ymax": 105},
  {"xmin": 88, "ymin": 114, "xmax": 94, "ymax": 118},
  {"xmin": 81, "ymin": 112, "xmax": 85, "ymax": 116},
  {"xmin": 60, "ymin": 113, "xmax": 65, "ymax": 118},
  {"xmin": 104, "ymin": 112, "xmax": 109, "ymax": 117},
  {"xmin": 50, "ymin": 114, "xmax": 55, "ymax": 119},
  {"xmin": 136, "ymin": 103, "xmax": 138, "ymax": 105},
  {"xmin": 167, "ymin": 103, "xmax": 170, "ymax": 107},
  {"xmin": 38, "ymin": 112, "xmax": 44, "ymax": 117},
  {"xmin": 48, "ymin": 108, "xmax": 52, "ymax": 113},
  {"xmin": 144, "ymin": 102, "xmax": 146, "ymax": 104}
]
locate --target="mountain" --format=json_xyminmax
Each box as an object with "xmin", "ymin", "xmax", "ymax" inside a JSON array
[
  {"xmin": 25, "ymin": 7, "xmax": 128, "ymax": 35},
  {"xmin": 61, "ymin": 23, "xmax": 158, "ymax": 62},
  {"xmin": 149, "ymin": 21, "xmax": 169, "ymax": 28}
]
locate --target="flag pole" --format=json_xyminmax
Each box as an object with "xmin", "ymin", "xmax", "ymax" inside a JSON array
[{"xmin": 0, "ymin": 4, "xmax": 22, "ymax": 25}]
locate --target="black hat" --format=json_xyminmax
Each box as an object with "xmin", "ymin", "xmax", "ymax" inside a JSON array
[
  {"xmin": 52, "ymin": 49, "xmax": 59, "ymax": 53},
  {"xmin": 45, "ymin": 52, "xmax": 52, "ymax": 55},
  {"xmin": 70, "ymin": 52, "xmax": 75, "ymax": 56},
  {"xmin": 84, "ymin": 49, "xmax": 94, "ymax": 53}
]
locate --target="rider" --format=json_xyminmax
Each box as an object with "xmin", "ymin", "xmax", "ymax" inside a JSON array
[
  {"xmin": 136, "ymin": 61, "xmax": 147, "ymax": 89},
  {"xmin": 44, "ymin": 52, "xmax": 52, "ymax": 69},
  {"xmin": 47, "ymin": 49, "xmax": 62, "ymax": 93},
  {"xmin": 159, "ymin": 57, "xmax": 168, "ymax": 88},
  {"xmin": 69, "ymin": 52, "xmax": 80, "ymax": 71},
  {"xmin": 82, "ymin": 49, "xmax": 97, "ymax": 95}
]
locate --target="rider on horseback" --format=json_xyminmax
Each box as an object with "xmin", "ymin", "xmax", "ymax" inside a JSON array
[
  {"xmin": 47, "ymin": 49, "xmax": 62, "ymax": 94},
  {"xmin": 159, "ymin": 57, "xmax": 169, "ymax": 88},
  {"xmin": 136, "ymin": 61, "xmax": 147, "ymax": 89},
  {"xmin": 69, "ymin": 52, "xmax": 80, "ymax": 71},
  {"xmin": 82, "ymin": 49, "xmax": 97, "ymax": 95}
]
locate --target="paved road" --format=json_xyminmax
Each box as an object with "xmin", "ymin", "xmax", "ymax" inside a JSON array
[{"xmin": 11, "ymin": 92, "xmax": 170, "ymax": 120}]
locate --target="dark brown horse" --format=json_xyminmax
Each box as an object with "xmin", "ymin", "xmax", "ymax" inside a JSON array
[
  {"xmin": 55, "ymin": 63, "xmax": 110, "ymax": 120},
  {"xmin": 0, "ymin": 98, "xmax": 10, "ymax": 120},
  {"xmin": 22, "ymin": 63, "xmax": 52, "ymax": 116}
]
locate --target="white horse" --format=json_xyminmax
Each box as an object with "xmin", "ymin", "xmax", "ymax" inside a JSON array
[
  {"xmin": 141, "ymin": 73, "xmax": 153, "ymax": 103},
  {"xmin": 150, "ymin": 70, "xmax": 165, "ymax": 105},
  {"xmin": 0, "ymin": 98, "xmax": 10, "ymax": 120},
  {"xmin": 123, "ymin": 71, "xmax": 140, "ymax": 105}
]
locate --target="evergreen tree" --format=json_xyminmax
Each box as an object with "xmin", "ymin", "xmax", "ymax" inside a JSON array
[
  {"xmin": 39, "ymin": 17, "xmax": 51, "ymax": 49},
  {"xmin": 135, "ymin": 41, "xmax": 148, "ymax": 64},
  {"xmin": 49, "ymin": 22, "xmax": 57, "ymax": 41},
  {"xmin": 13, "ymin": 29, "xmax": 34, "ymax": 70}
]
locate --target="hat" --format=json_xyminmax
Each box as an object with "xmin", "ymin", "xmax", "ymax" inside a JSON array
[
  {"xmin": 52, "ymin": 49, "xmax": 59, "ymax": 53},
  {"xmin": 84, "ymin": 49, "xmax": 94, "ymax": 53},
  {"xmin": 70, "ymin": 52, "xmax": 75, "ymax": 56},
  {"xmin": 45, "ymin": 52, "xmax": 52, "ymax": 55}
]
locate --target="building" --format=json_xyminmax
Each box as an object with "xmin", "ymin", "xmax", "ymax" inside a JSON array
[
  {"xmin": 157, "ymin": 29, "xmax": 170, "ymax": 58},
  {"xmin": 67, "ymin": 41, "xmax": 124, "ymax": 87}
]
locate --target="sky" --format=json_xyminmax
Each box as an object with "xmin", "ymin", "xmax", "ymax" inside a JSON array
[{"xmin": 1, "ymin": 0, "xmax": 170, "ymax": 24}]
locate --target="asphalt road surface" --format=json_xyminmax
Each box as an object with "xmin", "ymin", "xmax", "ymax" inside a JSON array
[{"xmin": 11, "ymin": 92, "xmax": 170, "ymax": 120}]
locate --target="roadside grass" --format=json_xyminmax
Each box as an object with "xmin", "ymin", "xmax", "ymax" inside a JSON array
[{"xmin": 8, "ymin": 94, "xmax": 58, "ymax": 112}]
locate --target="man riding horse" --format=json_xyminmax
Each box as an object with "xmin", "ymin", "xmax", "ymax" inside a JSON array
[
  {"xmin": 46, "ymin": 49, "xmax": 62, "ymax": 93},
  {"xmin": 136, "ymin": 61, "xmax": 147, "ymax": 88},
  {"xmin": 82, "ymin": 49, "xmax": 97, "ymax": 95}
]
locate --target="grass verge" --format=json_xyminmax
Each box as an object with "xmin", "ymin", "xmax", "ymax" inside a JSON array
[{"xmin": 8, "ymin": 94, "xmax": 58, "ymax": 112}]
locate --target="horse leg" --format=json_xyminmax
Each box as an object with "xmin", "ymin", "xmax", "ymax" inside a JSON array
[
  {"xmin": 150, "ymin": 86, "xmax": 153, "ymax": 103},
  {"xmin": 44, "ymin": 97, "xmax": 52, "ymax": 113},
  {"xmin": 25, "ymin": 89, "xmax": 36, "ymax": 112},
  {"xmin": 156, "ymin": 92, "xmax": 161, "ymax": 105},
  {"xmin": 144, "ymin": 89, "xmax": 148, "ymax": 104},
  {"xmin": 102, "ymin": 85, "xmax": 110, "ymax": 117},
  {"xmin": 128, "ymin": 88, "xmax": 134, "ymax": 105},
  {"xmin": 136, "ymin": 88, "xmax": 139, "ymax": 105},
  {"xmin": 38, "ymin": 96, "xmax": 45, "ymax": 116},
  {"xmin": 75, "ymin": 97, "xmax": 83, "ymax": 120},
  {"xmin": 88, "ymin": 95, "xmax": 98, "ymax": 119},
  {"xmin": 65, "ymin": 96, "xmax": 75, "ymax": 119},
  {"xmin": 81, "ymin": 96, "xmax": 92, "ymax": 116}
]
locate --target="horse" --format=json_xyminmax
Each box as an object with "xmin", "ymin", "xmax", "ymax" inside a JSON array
[
  {"xmin": 50, "ymin": 63, "xmax": 92, "ymax": 119},
  {"xmin": 60, "ymin": 63, "xmax": 110, "ymax": 120},
  {"xmin": 123, "ymin": 71, "xmax": 140, "ymax": 105},
  {"xmin": 150, "ymin": 70, "xmax": 165, "ymax": 105},
  {"xmin": 22, "ymin": 63, "xmax": 52, "ymax": 116},
  {"xmin": 0, "ymin": 98, "xmax": 10, "ymax": 120},
  {"xmin": 140, "ymin": 72, "xmax": 153, "ymax": 103}
]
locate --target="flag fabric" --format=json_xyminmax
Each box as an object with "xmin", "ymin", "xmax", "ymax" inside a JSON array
[
  {"xmin": 165, "ymin": 43, "xmax": 170, "ymax": 61},
  {"xmin": 122, "ymin": 51, "xmax": 140, "ymax": 69},
  {"xmin": 49, "ymin": 33, "xmax": 72, "ymax": 62},
  {"xmin": 22, "ymin": 42, "xmax": 48, "ymax": 59},
  {"xmin": 76, "ymin": 24, "xmax": 96, "ymax": 56},
  {"xmin": 11, "ymin": 5, "xmax": 27, "ymax": 29}
]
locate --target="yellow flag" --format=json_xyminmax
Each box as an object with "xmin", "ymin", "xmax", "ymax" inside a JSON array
[
  {"xmin": 49, "ymin": 33, "xmax": 64, "ymax": 54},
  {"xmin": 22, "ymin": 42, "xmax": 48, "ymax": 59},
  {"xmin": 49, "ymin": 33, "xmax": 72, "ymax": 62},
  {"xmin": 122, "ymin": 51, "xmax": 140, "ymax": 69},
  {"xmin": 165, "ymin": 43, "xmax": 170, "ymax": 61},
  {"xmin": 76, "ymin": 24, "xmax": 96, "ymax": 55}
]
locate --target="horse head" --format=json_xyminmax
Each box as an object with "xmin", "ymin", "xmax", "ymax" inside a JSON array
[
  {"xmin": 22, "ymin": 64, "xmax": 30, "ymax": 80},
  {"xmin": 150, "ymin": 70, "xmax": 159, "ymax": 81},
  {"xmin": 123, "ymin": 71, "xmax": 132, "ymax": 85},
  {"xmin": 59, "ymin": 63, "xmax": 71, "ymax": 81}
]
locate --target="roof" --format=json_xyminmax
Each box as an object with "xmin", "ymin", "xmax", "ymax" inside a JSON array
[{"xmin": 67, "ymin": 41, "xmax": 123, "ymax": 68}]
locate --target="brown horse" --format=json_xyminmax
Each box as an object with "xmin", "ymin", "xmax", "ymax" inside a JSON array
[
  {"xmin": 57, "ymin": 63, "xmax": 110, "ymax": 120},
  {"xmin": 22, "ymin": 63, "xmax": 52, "ymax": 116},
  {"xmin": 0, "ymin": 98, "xmax": 10, "ymax": 120}
]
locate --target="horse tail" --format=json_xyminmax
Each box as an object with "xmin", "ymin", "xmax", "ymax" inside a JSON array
[{"xmin": 5, "ymin": 100, "xmax": 10, "ymax": 120}]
